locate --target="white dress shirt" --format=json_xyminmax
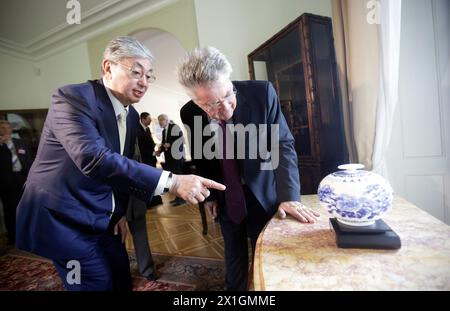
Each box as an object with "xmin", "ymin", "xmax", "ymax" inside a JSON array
[{"xmin": 102, "ymin": 78, "xmax": 169, "ymax": 215}]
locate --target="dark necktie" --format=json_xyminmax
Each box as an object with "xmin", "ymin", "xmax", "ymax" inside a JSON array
[
  {"xmin": 145, "ymin": 127, "xmax": 151, "ymax": 137},
  {"xmin": 219, "ymin": 121, "xmax": 247, "ymax": 224}
]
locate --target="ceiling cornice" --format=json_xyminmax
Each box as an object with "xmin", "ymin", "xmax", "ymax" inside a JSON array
[{"xmin": 0, "ymin": 0, "xmax": 177, "ymax": 61}]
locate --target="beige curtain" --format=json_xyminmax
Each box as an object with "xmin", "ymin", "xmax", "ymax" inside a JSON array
[{"xmin": 332, "ymin": 0, "xmax": 380, "ymax": 169}]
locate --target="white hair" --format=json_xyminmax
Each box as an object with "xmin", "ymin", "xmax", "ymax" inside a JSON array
[
  {"xmin": 157, "ymin": 114, "xmax": 168, "ymax": 121},
  {"xmin": 177, "ymin": 46, "xmax": 233, "ymax": 90},
  {"xmin": 103, "ymin": 36, "xmax": 153, "ymax": 63}
]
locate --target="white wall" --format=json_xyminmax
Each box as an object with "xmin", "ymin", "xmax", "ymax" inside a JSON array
[
  {"xmin": 35, "ymin": 42, "xmax": 92, "ymax": 109},
  {"xmin": 132, "ymin": 29, "xmax": 190, "ymax": 130},
  {"xmin": 0, "ymin": 53, "xmax": 38, "ymax": 110},
  {"xmin": 131, "ymin": 29, "xmax": 191, "ymax": 159},
  {"xmin": 386, "ymin": 0, "xmax": 450, "ymax": 224},
  {"xmin": 1, "ymin": 0, "xmax": 332, "ymax": 109},
  {"xmin": 194, "ymin": 0, "xmax": 332, "ymax": 80},
  {"xmin": 0, "ymin": 42, "xmax": 92, "ymax": 110}
]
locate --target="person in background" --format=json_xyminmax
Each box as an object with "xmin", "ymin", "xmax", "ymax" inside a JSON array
[
  {"xmin": 178, "ymin": 47, "xmax": 320, "ymax": 290},
  {"xmin": 156, "ymin": 114, "xmax": 186, "ymax": 206},
  {"xmin": 15, "ymin": 37, "xmax": 225, "ymax": 291},
  {"xmin": 137, "ymin": 112, "xmax": 157, "ymax": 167},
  {"xmin": 126, "ymin": 143, "xmax": 158, "ymax": 281},
  {"xmin": 0, "ymin": 120, "xmax": 32, "ymax": 246},
  {"xmin": 138, "ymin": 112, "xmax": 162, "ymax": 208}
]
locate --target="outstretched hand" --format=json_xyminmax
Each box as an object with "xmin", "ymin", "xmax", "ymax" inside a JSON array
[
  {"xmin": 278, "ymin": 201, "xmax": 320, "ymax": 223},
  {"xmin": 170, "ymin": 174, "xmax": 226, "ymax": 205}
]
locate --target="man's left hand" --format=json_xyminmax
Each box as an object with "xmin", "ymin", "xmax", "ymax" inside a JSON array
[
  {"xmin": 278, "ymin": 201, "xmax": 320, "ymax": 223},
  {"xmin": 113, "ymin": 216, "xmax": 128, "ymax": 244}
]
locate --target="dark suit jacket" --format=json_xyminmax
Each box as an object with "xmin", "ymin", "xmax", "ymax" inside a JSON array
[
  {"xmin": 0, "ymin": 144, "xmax": 11, "ymax": 190},
  {"xmin": 16, "ymin": 79, "xmax": 162, "ymax": 259},
  {"xmin": 126, "ymin": 143, "xmax": 152, "ymax": 221},
  {"xmin": 0, "ymin": 138, "xmax": 32, "ymax": 196},
  {"xmin": 180, "ymin": 81, "xmax": 300, "ymax": 217},
  {"xmin": 137, "ymin": 125, "xmax": 157, "ymax": 167},
  {"xmin": 160, "ymin": 121, "xmax": 185, "ymax": 168}
]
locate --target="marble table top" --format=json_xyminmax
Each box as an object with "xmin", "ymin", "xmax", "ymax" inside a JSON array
[{"xmin": 253, "ymin": 195, "xmax": 450, "ymax": 290}]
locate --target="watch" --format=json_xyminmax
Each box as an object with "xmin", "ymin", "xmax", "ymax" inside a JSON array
[{"xmin": 163, "ymin": 172, "xmax": 173, "ymax": 193}]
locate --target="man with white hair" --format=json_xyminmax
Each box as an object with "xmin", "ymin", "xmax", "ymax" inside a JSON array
[
  {"xmin": 16, "ymin": 37, "xmax": 225, "ymax": 291},
  {"xmin": 179, "ymin": 47, "xmax": 320, "ymax": 290},
  {"xmin": 156, "ymin": 114, "xmax": 186, "ymax": 206}
]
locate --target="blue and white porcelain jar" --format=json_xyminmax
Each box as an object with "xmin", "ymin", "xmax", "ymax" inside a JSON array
[{"xmin": 317, "ymin": 164, "xmax": 393, "ymax": 226}]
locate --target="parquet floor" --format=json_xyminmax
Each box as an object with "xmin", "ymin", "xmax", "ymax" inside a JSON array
[{"xmin": 125, "ymin": 193, "xmax": 225, "ymax": 259}]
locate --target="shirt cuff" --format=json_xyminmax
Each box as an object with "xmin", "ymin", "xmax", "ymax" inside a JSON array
[{"xmin": 154, "ymin": 170, "xmax": 170, "ymax": 196}]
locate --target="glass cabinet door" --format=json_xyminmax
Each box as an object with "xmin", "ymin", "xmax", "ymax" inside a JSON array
[
  {"xmin": 248, "ymin": 13, "xmax": 347, "ymax": 194},
  {"xmin": 248, "ymin": 27, "xmax": 312, "ymax": 157}
]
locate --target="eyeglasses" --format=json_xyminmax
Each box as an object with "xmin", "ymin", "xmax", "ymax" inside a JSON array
[
  {"xmin": 201, "ymin": 87, "xmax": 237, "ymax": 113},
  {"xmin": 111, "ymin": 61, "xmax": 156, "ymax": 84}
]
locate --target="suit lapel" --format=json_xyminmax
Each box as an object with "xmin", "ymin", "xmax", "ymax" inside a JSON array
[
  {"xmin": 93, "ymin": 80, "xmax": 121, "ymax": 154},
  {"xmin": 231, "ymin": 83, "xmax": 250, "ymax": 172},
  {"xmin": 124, "ymin": 107, "xmax": 136, "ymax": 157},
  {"xmin": 167, "ymin": 123, "xmax": 174, "ymax": 143},
  {"xmin": 231, "ymin": 83, "xmax": 250, "ymax": 126}
]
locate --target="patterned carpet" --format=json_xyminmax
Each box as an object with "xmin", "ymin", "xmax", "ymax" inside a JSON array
[{"xmin": 0, "ymin": 250, "xmax": 225, "ymax": 291}]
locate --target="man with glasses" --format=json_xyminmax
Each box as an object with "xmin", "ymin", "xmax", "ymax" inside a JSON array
[
  {"xmin": 16, "ymin": 37, "xmax": 225, "ymax": 291},
  {"xmin": 179, "ymin": 47, "xmax": 320, "ymax": 290}
]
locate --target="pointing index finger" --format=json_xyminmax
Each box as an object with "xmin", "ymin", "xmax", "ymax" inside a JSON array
[{"xmin": 201, "ymin": 177, "xmax": 226, "ymax": 191}]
